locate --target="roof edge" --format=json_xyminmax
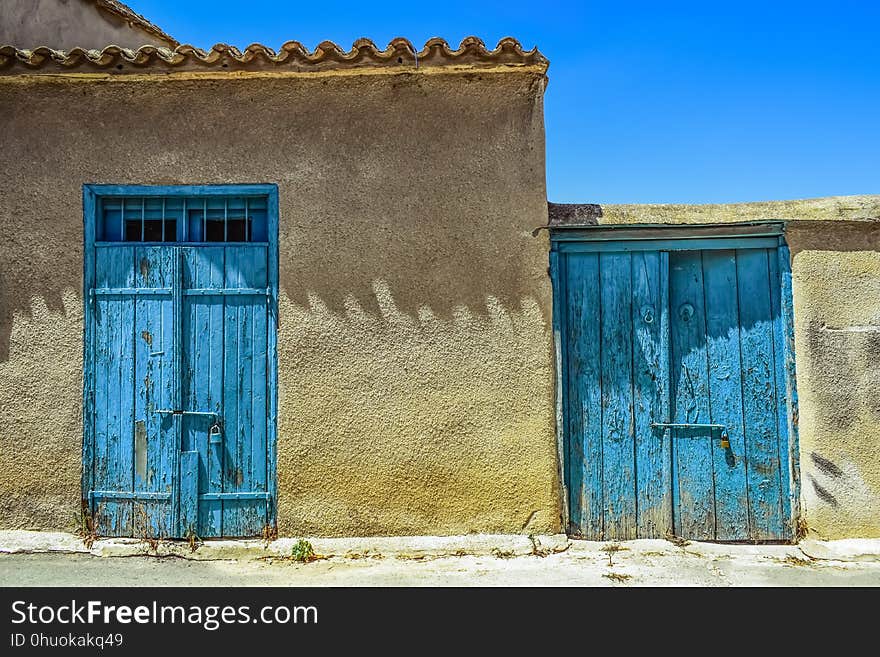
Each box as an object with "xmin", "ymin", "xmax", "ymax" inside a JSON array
[
  {"xmin": 549, "ymin": 195, "xmax": 880, "ymax": 227},
  {"xmin": 94, "ymin": 0, "xmax": 179, "ymax": 47},
  {"xmin": 0, "ymin": 37, "xmax": 547, "ymax": 75}
]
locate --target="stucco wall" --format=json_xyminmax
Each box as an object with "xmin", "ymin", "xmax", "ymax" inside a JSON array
[
  {"xmin": 786, "ymin": 224, "xmax": 880, "ymax": 539},
  {"xmin": 0, "ymin": 70, "xmax": 559, "ymax": 536},
  {"xmin": 580, "ymin": 201, "xmax": 880, "ymax": 539},
  {"xmin": 0, "ymin": 0, "xmax": 174, "ymax": 49}
]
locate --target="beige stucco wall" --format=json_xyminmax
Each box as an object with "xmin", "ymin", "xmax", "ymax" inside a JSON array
[
  {"xmin": 0, "ymin": 70, "xmax": 560, "ymax": 536},
  {"xmin": 0, "ymin": 0, "xmax": 175, "ymax": 49},
  {"xmin": 592, "ymin": 200, "xmax": 880, "ymax": 539},
  {"xmin": 786, "ymin": 224, "xmax": 880, "ymax": 539}
]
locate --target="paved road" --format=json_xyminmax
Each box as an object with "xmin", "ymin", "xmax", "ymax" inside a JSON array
[{"xmin": 3, "ymin": 544, "xmax": 879, "ymax": 586}]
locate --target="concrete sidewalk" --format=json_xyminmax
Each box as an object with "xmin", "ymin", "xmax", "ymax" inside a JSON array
[{"xmin": 1, "ymin": 531, "xmax": 879, "ymax": 586}]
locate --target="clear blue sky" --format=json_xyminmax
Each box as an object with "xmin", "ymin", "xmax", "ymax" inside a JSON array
[{"xmin": 133, "ymin": 1, "xmax": 879, "ymax": 204}]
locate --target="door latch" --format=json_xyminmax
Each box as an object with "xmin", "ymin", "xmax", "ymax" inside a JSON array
[
  {"xmin": 651, "ymin": 422, "xmax": 731, "ymax": 450},
  {"xmin": 155, "ymin": 409, "xmax": 218, "ymax": 420}
]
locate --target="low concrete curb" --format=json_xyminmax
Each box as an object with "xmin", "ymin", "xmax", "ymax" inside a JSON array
[
  {"xmin": 1, "ymin": 530, "xmax": 879, "ymax": 563},
  {"xmin": 0, "ymin": 530, "xmax": 571, "ymax": 561},
  {"xmin": 799, "ymin": 538, "xmax": 880, "ymax": 562}
]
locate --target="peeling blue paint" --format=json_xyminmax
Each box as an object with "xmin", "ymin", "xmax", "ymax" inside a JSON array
[{"xmin": 552, "ymin": 226, "xmax": 798, "ymax": 540}]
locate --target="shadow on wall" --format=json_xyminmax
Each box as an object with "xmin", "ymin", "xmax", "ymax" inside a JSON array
[
  {"xmin": 0, "ymin": 248, "xmax": 81, "ymax": 362},
  {"xmin": 274, "ymin": 212, "xmax": 548, "ymax": 326},
  {"xmin": 785, "ymin": 220, "xmax": 880, "ymax": 256},
  {"xmin": 0, "ymin": 180, "xmax": 550, "ymax": 358},
  {"xmin": 0, "ymin": 227, "xmax": 550, "ymax": 362}
]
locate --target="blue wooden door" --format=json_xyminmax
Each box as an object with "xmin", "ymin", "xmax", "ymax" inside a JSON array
[
  {"xmin": 555, "ymin": 232, "xmax": 798, "ymax": 541},
  {"xmin": 179, "ymin": 246, "xmax": 272, "ymax": 538},
  {"xmin": 84, "ymin": 187, "xmax": 277, "ymax": 539}
]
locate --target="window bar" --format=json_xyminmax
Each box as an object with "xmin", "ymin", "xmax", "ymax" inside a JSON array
[
  {"xmin": 141, "ymin": 197, "xmax": 145, "ymax": 242},
  {"xmin": 161, "ymin": 197, "xmax": 166, "ymax": 242},
  {"xmin": 119, "ymin": 200, "xmax": 124, "ymax": 241},
  {"xmin": 224, "ymin": 198, "xmax": 228, "ymax": 242},
  {"xmin": 182, "ymin": 198, "xmax": 187, "ymax": 241},
  {"xmin": 245, "ymin": 198, "xmax": 250, "ymax": 241},
  {"xmin": 203, "ymin": 198, "xmax": 207, "ymax": 243}
]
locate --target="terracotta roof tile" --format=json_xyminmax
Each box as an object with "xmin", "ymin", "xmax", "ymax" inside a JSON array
[
  {"xmin": 0, "ymin": 36, "xmax": 547, "ymax": 74},
  {"xmin": 94, "ymin": 0, "xmax": 178, "ymax": 47}
]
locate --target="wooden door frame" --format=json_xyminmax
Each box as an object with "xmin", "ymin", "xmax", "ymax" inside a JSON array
[
  {"xmin": 549, "ymin": 221, "xmax": 801, "ymax": 540},
  {"xmin": 81, "ymin": 183, "xmax": 280, "ymax": 537}
]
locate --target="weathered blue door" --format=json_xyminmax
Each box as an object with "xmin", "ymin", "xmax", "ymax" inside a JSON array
[
  {"xmin": 179, "ymin": 246, "xmax": 272, "ymax": 538},
  {"xmin": 84, "ymin": 187, "xmax": 278, "ymax": 539},
  {"xmin": 552, "ymin": 225, "xmax": 799, "ymax": 541}
]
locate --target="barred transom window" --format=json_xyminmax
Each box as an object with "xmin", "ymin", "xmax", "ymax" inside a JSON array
[{"xmin": 97, "ymin": 195, "xmax": 269, "ymax": 243}]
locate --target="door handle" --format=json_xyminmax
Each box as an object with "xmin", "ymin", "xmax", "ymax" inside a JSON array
[{"xmin": 651, "ymin": 422, "xmax": 731, "ymax": 449}]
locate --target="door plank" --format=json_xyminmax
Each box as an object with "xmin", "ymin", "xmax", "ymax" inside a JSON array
[
  {"xmin": 205, "ymin": 248, "xmax": 226, "ymax": 537},
  {"xmin": 736, "ymin": 249, "xmax": 785, "ymax": 539},
  {"xmin": 179, "ymin": 451, "xmax": 199, "ymax": 538},
  {"xmin": 132, "ymin": 246, "xmax": 175, "ymax": 537},
  {"xmin": 599, "ymin": 253, "xmax": 637, "ymax": 539},
  {"xmin": 183, "ymin": 247, "xmax": 225, "ymax": 537},
  {"xmin": 222, "ymin": 247, "xmax": 245, "ymax": 536},
  {"xmin": 631, "ymin": 251, "xmax": 672, "ymax": 537},
  {"xmin": 564, "ymin": 253, "xmax": 603, "ymax": 538},
  {"xmin": 111, "ymin": 248, "xmax": 136, "ymax": 536},
  {"xmin": 249, "ymin": 247, "xmax": 270, "ymax": 532},
  {"xmin": 669, "ymin": 252, "xmax": 715, "ymax": 540},
  {"xmin": 92, "ymin": 293, "xmax": 113, "ymax": 534},
  {"xmin": 701, "ymin": 250, "xmax": 750, "ymax": 540}
]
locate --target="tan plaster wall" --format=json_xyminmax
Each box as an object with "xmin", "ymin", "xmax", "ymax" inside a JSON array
[
  {"xmin": 785, "ymin": 225, "xmax": 880, "ymax": 538},
  {"xmin": 0, "ymin": 71, "xmax": 560, "ymax": 536},
  {"xmin": 0, "ymin": 0, "xmax": 174, "ymax": 50},
  {"xmin": 599, "ymin": 195, "xmax": 880, "ymax": 225},
  {"xmin": 592, "ymin": 203, "xmax": 880, "ymax": 538}
]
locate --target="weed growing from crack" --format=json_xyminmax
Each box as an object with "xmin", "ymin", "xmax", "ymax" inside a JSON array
[
  {"xmin": 665, "ymin": 531, "xmax": 691, "ymax": 548},
  {"xmin": 528, "ymin": 534, "xmax": 552, "ymax": 557},
  {"xmin": 73, "ymin": 502, "xmax": 99, "ymax": 549},
  {"xmin": 491, "ymin": 547, "xmax": 516, "ymax": 559},
  {"xmin": 783, "ymin": 554, "xmax": 814, "ymax": 567},
  {"xmin": 261, "ymin": 523, "xmax": 278, "ymax": 548},
  {"xmin": 134, "ymin": 504, "xmax": 166, "ymax": 553},
  {"xmin": 291, "ymin": 539, "xmax": 318, "ymax": 563},
  {"xmin": 600, "ymin": 542, "xmax": 623, "ymax": 566},
  {"xmin": 183, "ymin": 526, "xmax": 203, "ymax": 554}
]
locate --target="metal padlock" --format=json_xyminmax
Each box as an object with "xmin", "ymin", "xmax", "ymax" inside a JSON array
[
  {"xmin": 209, "ymin": 422, "xmax": 223, "ymax": 445},
  {"xmin": 719, "ymin": 430, "xmax": 730, "ymax": 449}
]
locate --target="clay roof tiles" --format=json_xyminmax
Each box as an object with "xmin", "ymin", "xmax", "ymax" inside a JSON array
[
  {"xmin": 0, "ymin": 36, "xmax": 547, "ymax": 74},
  {"xmin": 94, "ymin": 0, "xmax": 179, "ymax": 47}
]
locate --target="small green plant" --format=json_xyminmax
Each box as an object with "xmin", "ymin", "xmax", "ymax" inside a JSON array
[{"xmin": 291, "ymin": 539, "xmax": 317, "ymax": 563}]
